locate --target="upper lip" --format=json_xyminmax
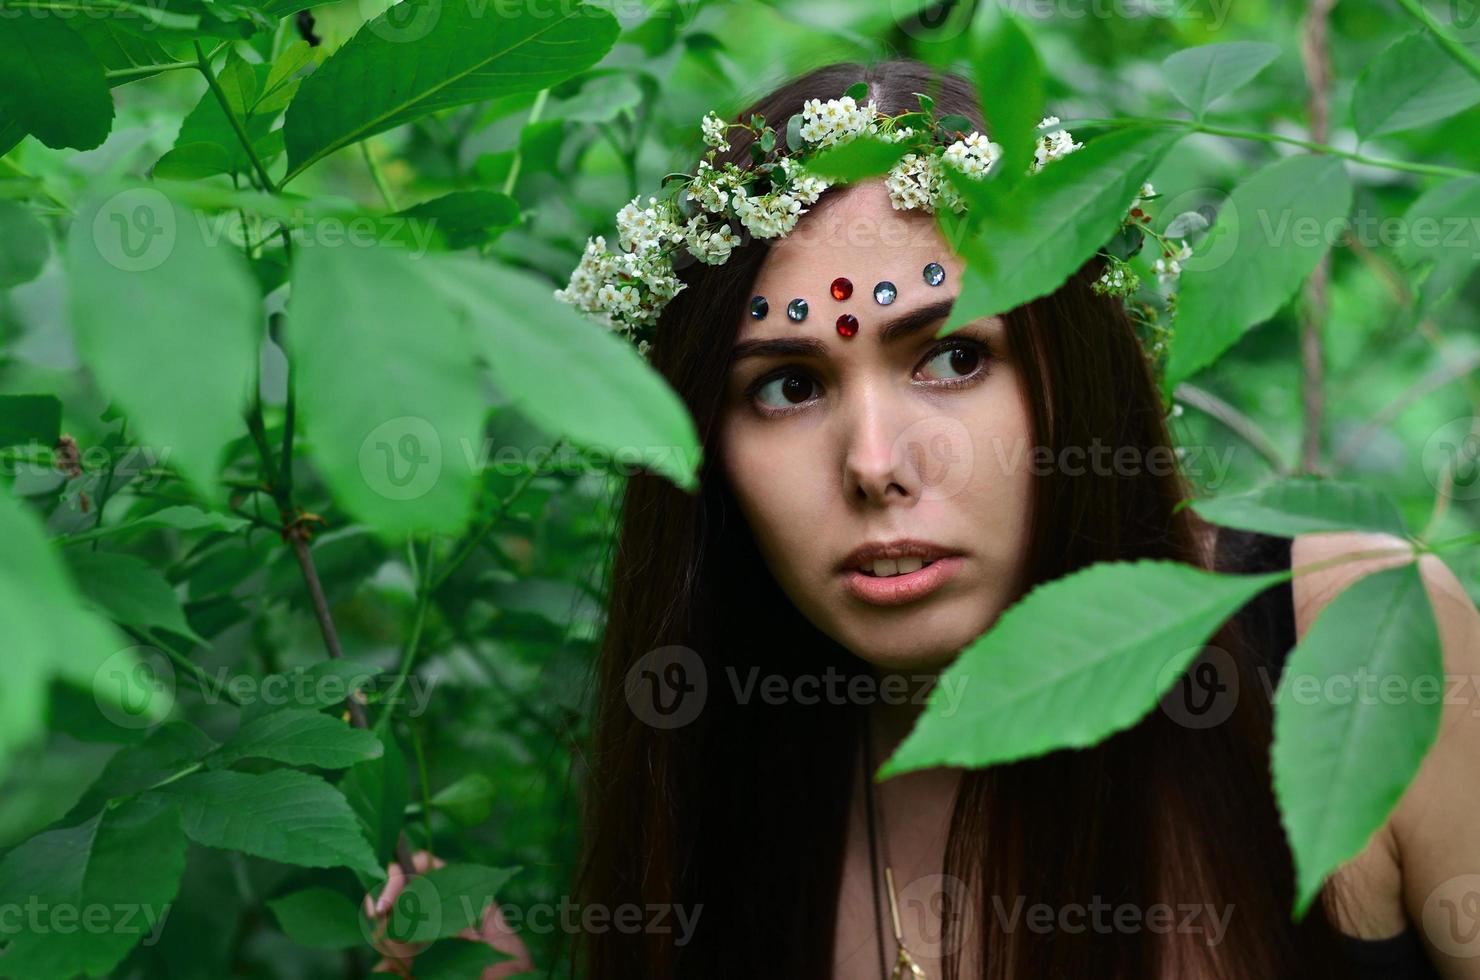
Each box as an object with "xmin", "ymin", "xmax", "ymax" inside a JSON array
[{"xmin": 839, "ymin": 538, "xmax": 959, "ymax": 572}]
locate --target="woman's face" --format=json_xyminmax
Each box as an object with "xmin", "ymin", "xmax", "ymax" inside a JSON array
[{"xmin": 720, "ymin": 181, "xmax": 1036, "ymax": 671}]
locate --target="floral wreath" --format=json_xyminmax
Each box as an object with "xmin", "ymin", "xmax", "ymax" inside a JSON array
[{"xmin": 554, "ymin": 85, "xmax": 1188, "ymax": 364}]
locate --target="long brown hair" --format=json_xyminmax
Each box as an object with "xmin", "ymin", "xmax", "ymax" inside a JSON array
[{"xmin": 575, "ymin": 58, "xmax": 1349, "ymax": 979}]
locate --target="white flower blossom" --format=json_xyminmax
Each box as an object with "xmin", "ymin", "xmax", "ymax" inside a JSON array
[
  {"xmin": 1032, "ymin": 116, "xmax": 1082, "ymax": 172},
  {"xmin": 885, "ymin": 151, "xmax": 946, "ymax": 212},
  {"xmin": 732, "ymin": 186, "xmax": 805, "ymax": 238},
  {"xmin": 683, "ymin": 215, "xmax": 742, "ymax": 265},
  {"xmin": 701, "ymin": 111, "xmax": 730, "ymax": 152},
  {"xmin": 799, "ymin": 96, "xmax": 880, "ymax": 148},
  {"xmin": 942, "ymin": 131, "xmax": 1002, "ymax": 177},
  {"xmin": 779, "ymin": 156, "xmax": 831, "ymax": 205},
  {"xmin": 1153, "ymin": 240, "xmax": 1193, "ymax": 286}
]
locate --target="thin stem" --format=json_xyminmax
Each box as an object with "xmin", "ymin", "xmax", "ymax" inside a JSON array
[
  {"xmin": 502, "ymin": 88, "xmax": 549, "ymax": 196},
  {"xmin": 289, "ymin": 533, "xmax": 370, "ymax": 729},
  {"xmin": 1391, "ymin": 0, "xmax": 1480, "ymax": 85},
  {"xmin": 106, "ymin": 61, "xmax": 197, "ymax": 80},
  {"xmin": 1426, "ymin": 531, "xmax": 1480, "ymax": 554},
  {"xmin": 360, "ymin": 139, "xmax": 398, "ymax": 211},
  {"xmin": 431, "ymin": 439, "xmax": 563, "ymax": 593},
  {"xmin": 122, "ymin": 626, "xmax": 244, "ymax": 707},
  {"xmin": 382, "ymin": 537, "xmax": 436, "ymax": 725},
  {"xmin": 194, "ymin": 41, "xmax": 277, "ymax": 193},
  {"xmin": 1174, "ymin": 383, "xmax": 1290, "ymax": 476},
  {"xmin": 1058, "ymin": 116, "xmax": 1480, "ymax": 179}
]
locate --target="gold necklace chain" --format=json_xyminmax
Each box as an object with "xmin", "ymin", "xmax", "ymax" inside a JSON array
[{"xmin": 863, "ymin": 710, "xmax": 928, "ymax": 980}]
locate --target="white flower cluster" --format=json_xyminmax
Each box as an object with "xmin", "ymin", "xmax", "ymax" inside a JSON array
[
  {"xmin": 683, "ymin": 214, "xmax": 741, "ymax": 265},
  {"xmin": 553, "ymin": 99, "xmax": 1167, "ymax": 358},
  {"xmin": 799, "ymin": 95, "xmax": 880, "ymax": 147},
  {"xmin": 615, "ymin": 195, "xmax": 684, "ymax": 253},
  {"xmin": 1032, "ymin": 116, "xmax": 1083, "ymax": 172},
  {"xmin": 701, "ymin": 111, "xmax": 730, "ymax": 152},
  {"xmin": 551, "ymin": 234, "xmax": 686, "ymax": 337},
  {"xmin": 1153, "ymin": 240, "xmax": 1193, "ymax": 286}
]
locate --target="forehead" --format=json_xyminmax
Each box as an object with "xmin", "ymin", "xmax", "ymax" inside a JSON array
[{"xmin": 740, "ymin": 181, "xmax": 965, "ymax": 340}]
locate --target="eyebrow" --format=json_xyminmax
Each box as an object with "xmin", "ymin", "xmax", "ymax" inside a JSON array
[{"xmin": 729, "ymin": 297, "xmax": 960, "ymax": 364}]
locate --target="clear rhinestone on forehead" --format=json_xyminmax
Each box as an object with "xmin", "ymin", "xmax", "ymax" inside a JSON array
[
  {"xmin": 923, "ymin": 262, "xmax": 946, "ymax": 287},
  {"xmin": 786, "ymin": 298, "xmax": 809, "ymax": 322},
  {"xmin": 749, "ymin": 295, "xmax": 768, "ymax": 319},
  {"xmin": 873, "ymin": 281, "xmax": 897, "ymax": 305}
]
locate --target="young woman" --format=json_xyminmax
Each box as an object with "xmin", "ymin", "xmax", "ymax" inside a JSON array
[{"xmin": 573, "ymin": 58, "xmax": 1480, "ymax": 979}]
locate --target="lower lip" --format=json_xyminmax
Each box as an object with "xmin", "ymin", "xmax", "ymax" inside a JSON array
[{"xmin": 842, "ymin": 556, "xmax": 964, "ymax": 607}]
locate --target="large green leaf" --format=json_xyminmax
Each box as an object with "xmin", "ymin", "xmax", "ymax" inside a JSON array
[
  {"xmin": 70, "ymin": 722, "xmax": 218, "ymax": 817},
  {"xmin": 385, "ymin": 863, "xmax": 520, "ymax": 944},
  {"xmin": 1353, "ymin": 31, "xmax": 1480, "ymax": 141},
  {"xmin": 286, "ymin": 242, "xmax": 488, "ymax": 538},
  {"xmin": 63, "ymin": 549, "xmax": 205, "ymax": 643},
  {"xmin": 1191, "ymin": 478, "xmax": 1410, "ymax": 540},
  {"xmin": 0, "ymin": 200, "xmax": 50, "ymax": 288},
  {"xmin": 941, "ymin": 126, "xmax": 1183, "ymax": 334},
  {"xmin": 1272, "ymin": 563, "xmax": 1443, "ymax": 917},
  {"xmin": 67, "ymin": 186, "xmax": 260, "ymax": 496},
  {"xmin": 1164, "ymin": 155, "xmax": 1352, "ymax": 390},
  {"xmin": 340, "ymin": 723, "xmax": 409, "ymax": 866},
  {"xmin": 0, "ymin": 495, "xmax": 163, "ymax": 777},
  {"xmin": 154, "ymin": 768, "xmax": 383, "ymax": 876},
  {"xmin": 266, "ymin": 887, "xmax": 367, "ymax": 950},
  {"xmin": 0, "ymin": 15, "xmax": 114, "ymax": 150},
  {"xmin": 0, "ymin": 795, "xmax": 186, "ymax": 980},
  {"xmin": 0, "ymin": 394, "xmax": 61, "ymax": 447},
  {"xmin": 801, "ymin": 137, "xmax": 912, "ymax": 181},
  {"xmin": 1162, "ymin": 41, "xmax": 1281, "ymax": 118},
  {"xmin": 421, "ymin": 255, "xmax": 702, "ymax": 492},
  {"xmin": 281, "ymin": 0, "xmax": 620, "ymax": 182},
  {"xmin": 1395, "ymin": 176, "xmax": 1480, "ymax": 319},
  {"xmin": 880, "ymin": 560, "xmax": 1287, "ymax": 776},
  {"xmin": 208, "ymin": 708, "xmax": 383, "ymax": 769}
]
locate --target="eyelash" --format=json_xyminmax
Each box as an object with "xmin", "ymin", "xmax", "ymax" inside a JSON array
[{"xmin": 742, "ymin": 336, "xmax": 995, "ymax": 418}]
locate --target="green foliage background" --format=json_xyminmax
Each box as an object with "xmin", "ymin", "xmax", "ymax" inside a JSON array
[{"xmin": 1, "ymin": 0, "xmax": 1478, "ymax": 976}]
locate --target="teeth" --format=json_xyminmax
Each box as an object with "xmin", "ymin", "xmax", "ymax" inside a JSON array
[{"xmin": 864, "ymin": 557, "xmax": 932, "ymax": 577}]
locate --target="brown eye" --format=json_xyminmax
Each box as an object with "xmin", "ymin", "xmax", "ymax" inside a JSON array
[
  {"xmin": 918, "ymin": 341, "xmax": 987, "ymax": 383},
  {"xmin": 754, "ymin": 371, "xmax": 818, "ymax": 411}
]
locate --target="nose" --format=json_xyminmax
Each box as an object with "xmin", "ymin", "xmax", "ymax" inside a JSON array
[{"xmin": 841, "ymin": 385, "xmax": 923, "ymax": 507}]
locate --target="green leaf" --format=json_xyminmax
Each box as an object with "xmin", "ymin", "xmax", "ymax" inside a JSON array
[
  {"xmin": 286, "ymin": 242, "xmax": 488, "ymax": 538},
  {"xmin": 421, "ymin": 254, "xmax": 702, "ymax": 492},
  {"xmin": 1272, "ymin": 563, "xmax": 1443, "ymax": 917},
  {"xmin": 0, "ymin": 494, "xmax": 163, "ymax": 776},
  {"xmin": 0, "ymin": 795, "xmax": 186, "ymax": 980},
  {"xmin": 1190, "ymin": 478, "xmax": 1410, "ymax": 539},
  {"xmin": 416, "ymin": 939, "xmax": 512, "ymax": 978},
  {"xmin": 785, "ymin": 112, "xmax": 803, "ymax": 151},
  {"xmin": 0, "ymin": 394, "xmax": 61, "ymax": 448},
  {"xmin": 386, "ymin": 863, "xmax": 520, "ymax": 944},
  {"xmin": 340, "ymin": 725, "xmax": 409, "ymax": 866},
  {"xmin": 153, "ymin": 141, "xmax": 234, "ymax": 181},
  {"xmin": 1353, "ymin": 31, "xmax": 1480, "ymax": 140},
  {"xmin": 1161, "ymin": 41, "xmax": 1281, "ymax": 118},
  {"xmin": 429, "ymin": 773, "xmax": 494, "ymax": 827},
  {"xmin": 943, "ymin": 126, "xmax": 1182, "ymax": 334},
  {"xmin": 66, "ymin": 186, "xmax": 260, "ymax": 497},
  {"xmin": 154, "ymin": 769, "xmax": 383, "ymax": 877},
  {"xmin": 0, "ymin": 200, "xmax": 50, "ymax": 287},
  {"xmin": 395, "ymin": 190, "xmax": 520, "ymax": 251},
  {"xmin": 70, "ymin": 721, "xmax": 218, "ymax": 817},
  {"xmin": 800, "ymin": 136, "xmax": 911, "ymax": 181},
  {"xmin": 240, "ymin": 659, "xmax": 382, "ymax": 721},
  {"xmin": 971, "ymin": 10, "xmax": 1043, "ymax": 196},
  {"xmin": 880, "ymin": 559, "xmax": 1288, "ymax": 776},
  {"xmin": 1393, "ymin": 176, "xmax": 1480, "ymax": 318},
  {"xmin": 266, "ymin": 887, "xmax": 368, "ymax": 949},
  {"xmin": 63, "ymin": 550, "xmax": 206, "ymax": 643},
  {"xmin": 844, "ymin": 81, "xmax": 868, "ymax": 100},
  {"xmin": 209, "ymin": 709, "xmax": 383, "ymax": 770},
  {"xmin": 1164, "ymin": 155, "xmax": 1353, "ymax": 391},
  {"xmin": 0, "ymin": 15, "xmax": 114, "ymax": 150},
  {"xmin": 281, "ymin": 0, "xmax": 619, "ymax": 182}
]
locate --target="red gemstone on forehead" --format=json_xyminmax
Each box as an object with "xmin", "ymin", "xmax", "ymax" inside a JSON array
[
  {"xmin": 830, "ymin": 277, "xmax": 853, "ymax": 301},
  {"xmin": 836, "ymin": 313, "xmax": 859, "ymax": 337}
]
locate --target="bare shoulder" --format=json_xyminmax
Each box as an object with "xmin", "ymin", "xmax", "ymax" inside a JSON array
[{"xmin": 1290, "ymin": 530, "xmax": 1480, "ymax": 964}]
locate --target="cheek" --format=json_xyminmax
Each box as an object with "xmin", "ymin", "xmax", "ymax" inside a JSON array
[{"xmin": 719, "ymin": 417, "xmax": 830, "ymax": 567}]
